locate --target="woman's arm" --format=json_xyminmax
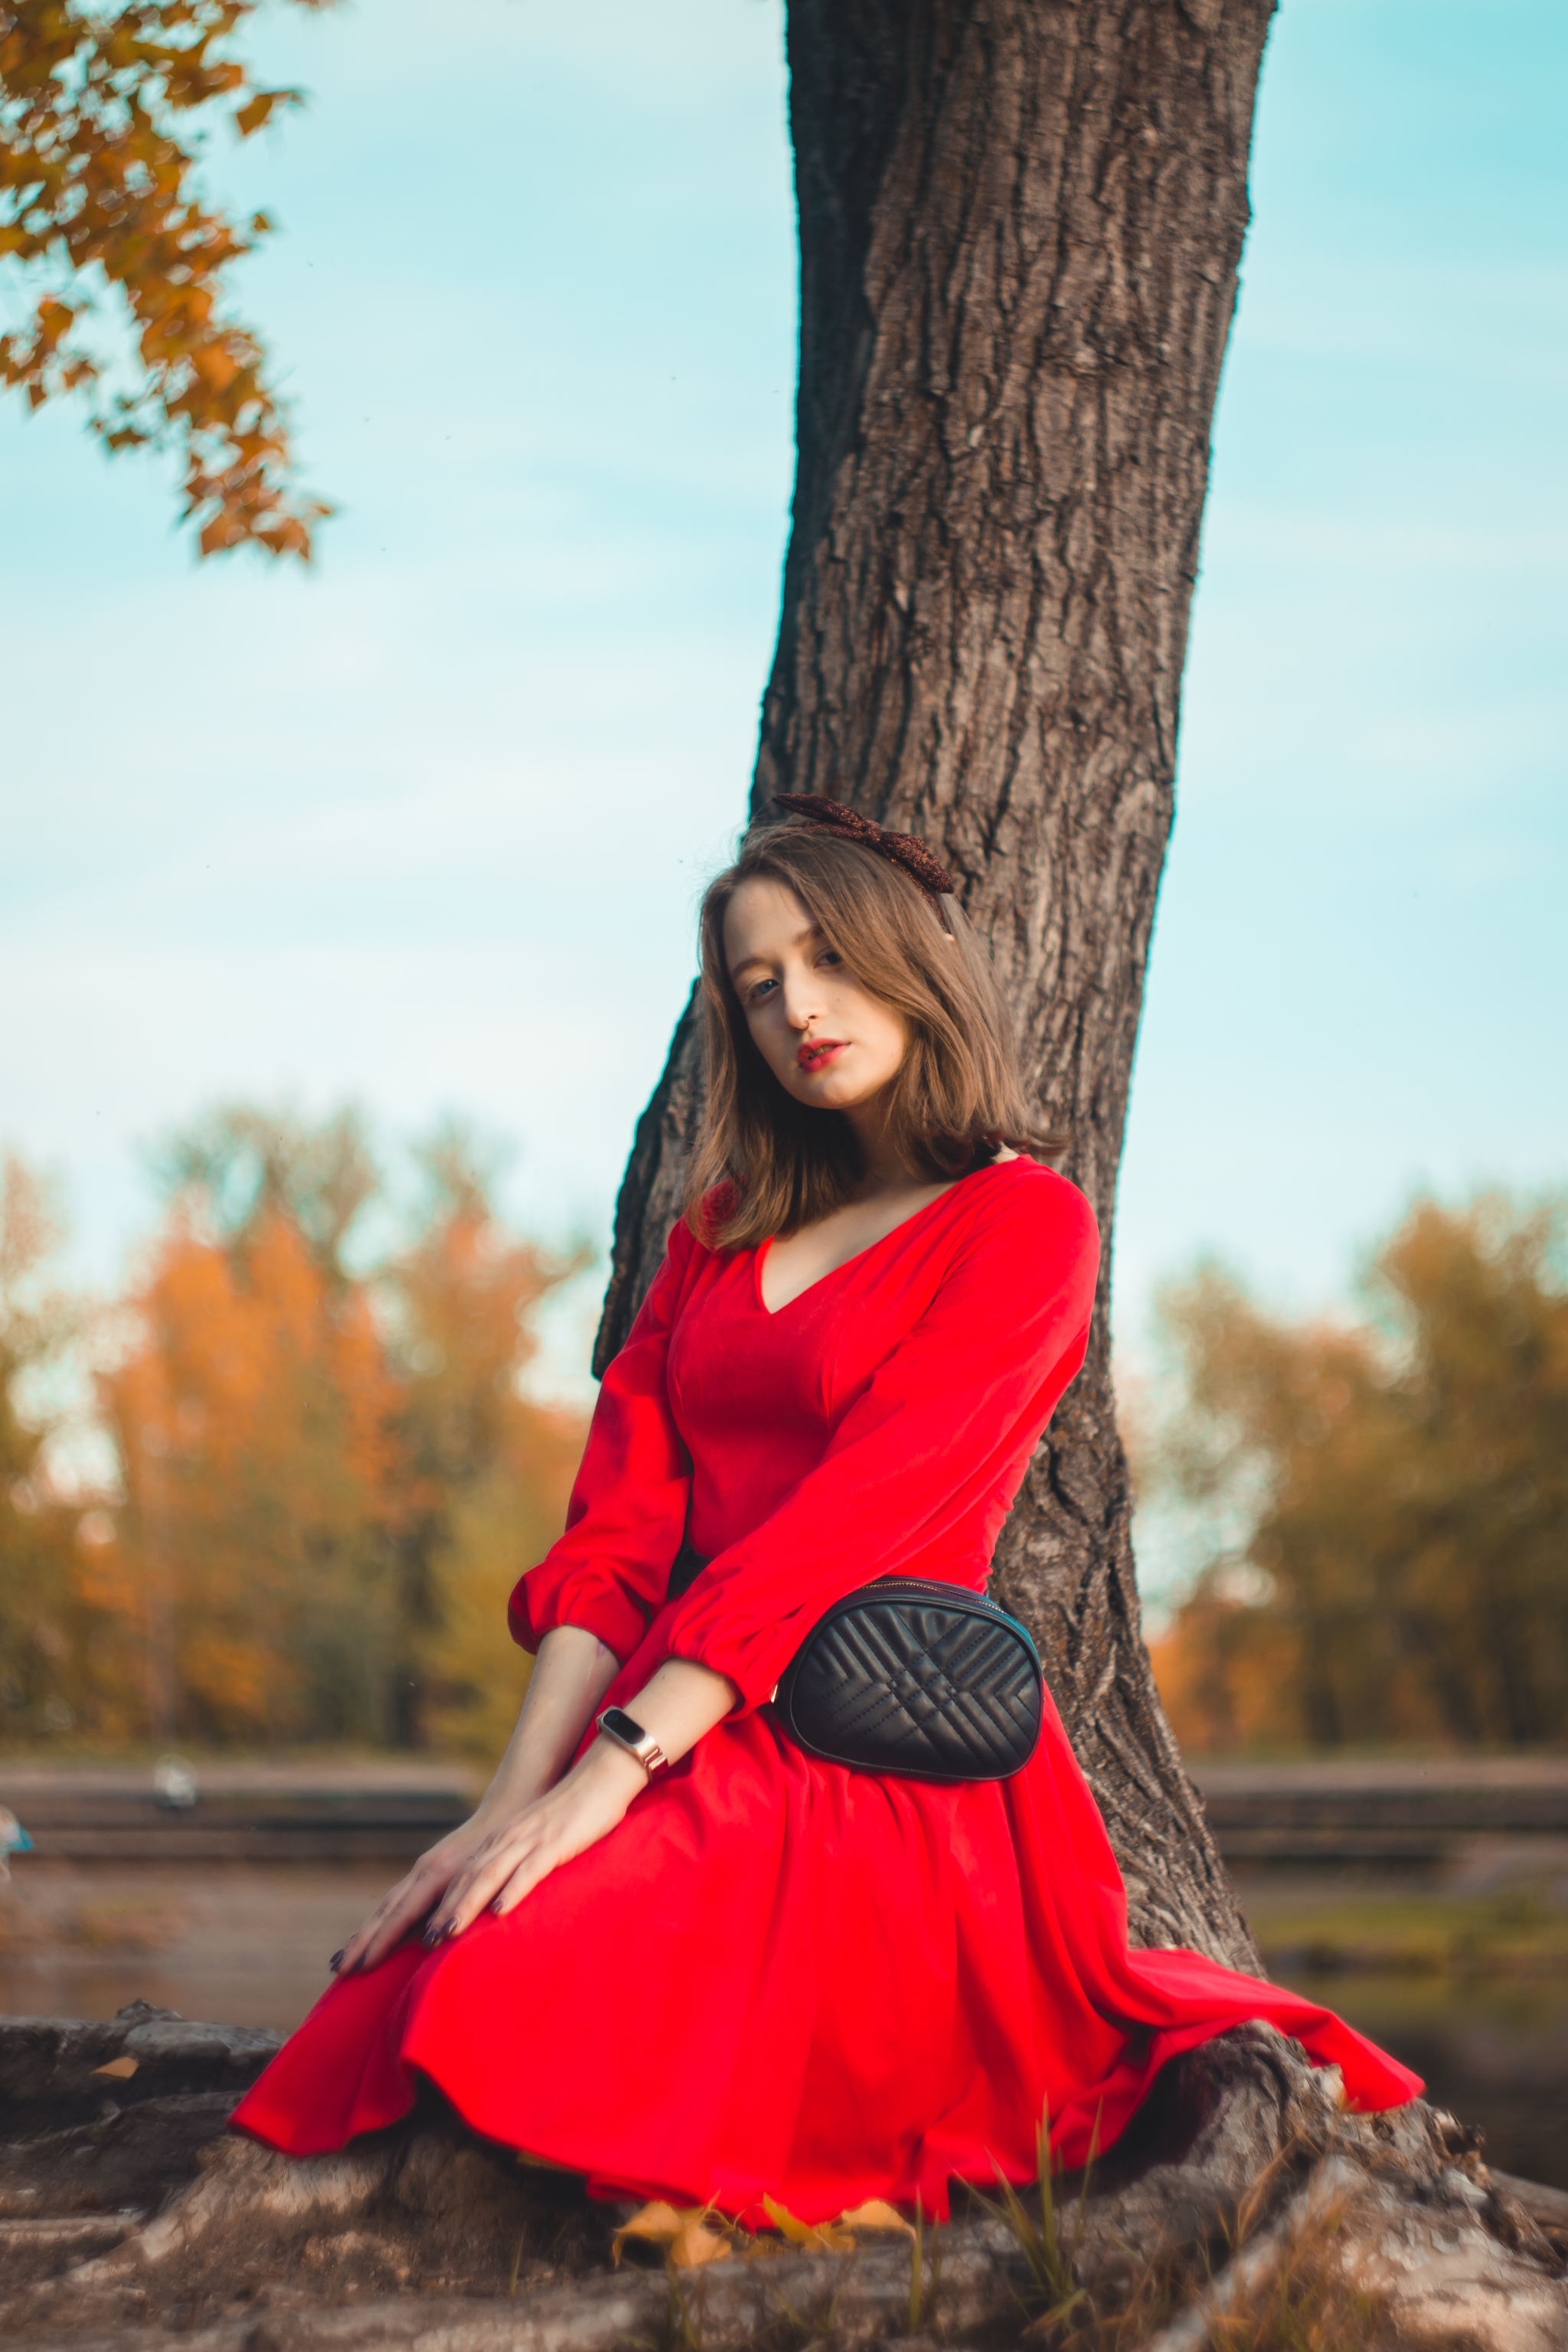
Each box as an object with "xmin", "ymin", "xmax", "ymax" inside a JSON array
[
  {"xmin": 410, "ymin": 1653, "xmax": 737, "ymax": 1949},
  {"xmin": 333, "ymin": 1635, "xmax": 738, "ymax": 1971},
  {"xmin": 509, "ymin": 1222, "xmax": 699, "ymax": 1664}
]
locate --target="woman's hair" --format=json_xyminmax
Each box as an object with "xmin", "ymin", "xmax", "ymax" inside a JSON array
[{"xmin": 685, "ymin": 818, "xmax": 1060, "ymax": 1250}]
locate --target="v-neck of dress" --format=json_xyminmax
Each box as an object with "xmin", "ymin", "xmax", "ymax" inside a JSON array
[{"xmin": 753, "ymin": 1160, "xmax": 1017, "ymax": 1318}]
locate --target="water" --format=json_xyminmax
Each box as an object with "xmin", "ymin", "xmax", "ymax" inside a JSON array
[
  {"xmin": 1285, "ymin": 1971, "xmax": 1568, "ymax": 2190},
  {"xmin": 0, "ymin": 1860, "xmax": 387, "ymax": 2034}
]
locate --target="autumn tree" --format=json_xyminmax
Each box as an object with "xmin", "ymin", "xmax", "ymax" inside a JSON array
[
  {"xmin": 0, "ymin": 0, "xmax": 330, "ymax": 554},
  {"xmin": 0, "ymin": 1155, "xmax": 108, "ymax": 1741},
  {"xmin": 1146, "ymin": 1191, "xmax": 1568, "ymax": 1754},
  {"xmin": 2, "ymin": 1109, "xmax": 586, "ymax": 1754},
  {"xmin": 99, "ymin": 1196, "xmax": 407, "ymax": 1743},
  {"xmin": 379, "ymin": 1130, "xmax": 589, "ymax": 1756},
  {"xmin": 598, "ymin": 0, "xmax": 1275, "ymax": 1968}
]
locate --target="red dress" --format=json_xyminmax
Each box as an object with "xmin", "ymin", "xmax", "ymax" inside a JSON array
[{"xmin": 234, "ymin": 1158, "xmax": 1419, "ymax": 2218}]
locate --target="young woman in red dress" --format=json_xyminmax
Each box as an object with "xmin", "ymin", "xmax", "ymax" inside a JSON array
[{"xmin": 234, "ymin": 801, "xmax": 1419, "ymax": 2220}]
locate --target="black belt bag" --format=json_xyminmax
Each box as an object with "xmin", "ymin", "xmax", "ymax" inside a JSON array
[{"xmin": 670, "ymin": 1546, "xmax": 1044, "ymax": 1785}]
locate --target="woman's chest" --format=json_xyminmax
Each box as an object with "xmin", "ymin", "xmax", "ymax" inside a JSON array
[{"xmin": 665, "ymin": 1240, "xmax": 942, "ymax": 1448}]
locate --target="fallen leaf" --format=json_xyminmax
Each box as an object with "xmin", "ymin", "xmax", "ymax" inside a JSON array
[
  {"xmin": 91, "ymin": 2056, "xmax": 138, "ymax": 2079},
  {"xmin": 761, "ymin": 2194, "xmax": 854, "ymax": 2254},
  {"xmin": 839, "ymin": 2199, "xmax": 915, "ymax": 2239},
  {"xmin": 668, "ymin": 2220, "xmax": 733, "ymax": 2269},
  {"xmin": 612, "ymin": 2201, "xmax": 685, "ymax": 2264}
]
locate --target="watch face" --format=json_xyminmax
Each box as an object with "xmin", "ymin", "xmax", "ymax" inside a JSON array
[{"xmin": 602, "ymin": 1709, "xmax": 645, "ymax": 1746}]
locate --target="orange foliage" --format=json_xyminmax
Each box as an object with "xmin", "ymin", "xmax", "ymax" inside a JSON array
[
  {"xmin": 1142, "ymin": 1192, "xmax": 1568, "ymax": 1753},
  {"xmin": 0, "ymin": 1, "xmax": 332, "ymax": 557},
  {"xmin": 0, "ymin": 1154, "xmax": 125, "ymax": 1740},
  {"xmin": 99, "ymin": 1208, "xmax": 407, "ymax": 1743},
  {"xmin": 387, "ymin": 1203, "xmax": 586, "ymax": 1756},
  {"xmin": 0, "ymin": 1112, "xmax": 594, "ymax": 1757}
]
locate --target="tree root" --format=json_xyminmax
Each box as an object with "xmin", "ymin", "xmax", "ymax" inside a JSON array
[{"xmin": 5, "ymin": 2007, "xmax": 1568, "ymax": 2348}]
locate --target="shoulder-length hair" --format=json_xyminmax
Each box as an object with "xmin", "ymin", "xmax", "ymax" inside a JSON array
[{"xmin": 685, "ymin": 819, "xmax": 1060, "ymax": 1250}]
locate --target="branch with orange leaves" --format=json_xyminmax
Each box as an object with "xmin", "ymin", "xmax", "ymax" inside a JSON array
[{"xmin": 0, "ymin": 0, "xmax": 332, "ymax": 557}]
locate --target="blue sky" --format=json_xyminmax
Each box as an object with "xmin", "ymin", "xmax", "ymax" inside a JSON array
[{"xmin": 2, "ymin": 0, "xmax": 1564, "ymax": 1413}]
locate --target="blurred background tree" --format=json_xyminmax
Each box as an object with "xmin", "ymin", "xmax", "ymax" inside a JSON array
[
  {"xmin": 0, "ymin": 1156, "xmax": 100, "ymax": 1739},
  {"xmin": 0, "ymin": 1112, "xmax": 587, "ymax": 1758},
  {"xmin": 380, "ymin": 1129, "xmax": 590, "ymax": 1757},
  {"xmin": 0, "ymin": 0, "xmax": 331, "ymax": 554},
  {"xmin": 1145, "ymin": 1192, "xmax": 1568, "ymax": 1753}
]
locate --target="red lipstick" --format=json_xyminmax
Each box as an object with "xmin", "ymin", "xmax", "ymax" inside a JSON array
[{"xmin": 797, "ymin": 1038, "xmax": 847, "ymax": 1072}]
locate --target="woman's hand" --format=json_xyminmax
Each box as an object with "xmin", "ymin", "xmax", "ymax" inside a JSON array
[
  {"xmin": 419, "ymin": 1738, "xmax": 649, "ymax": 1946},
  {"xmin": 329, "ymin": 1622, "xmax": 624, "ymax": 1976},
  {"xmin": 330, "ymin": 1815, "xmax": 499, "ymax": 1977},
  {"xmin": 331, "ymin": 1743, "xmax": 646, "ymax": 1974},
  {"xmin": 330, "ymin": 1651, "xmax": 737, "ymax": 1973}
]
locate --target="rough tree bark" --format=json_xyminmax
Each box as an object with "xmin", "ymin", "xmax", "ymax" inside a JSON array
[{"xmin": 595, "ymin": 0, "xmax": 1274, "ymax": 1968}]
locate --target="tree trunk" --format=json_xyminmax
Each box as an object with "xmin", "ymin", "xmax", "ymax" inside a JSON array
[{"xmin": 596, "ymin": 0, "xmax": 1274, "ymax": 1969}]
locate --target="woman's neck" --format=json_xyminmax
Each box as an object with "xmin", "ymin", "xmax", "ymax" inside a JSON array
[{"xmin": 844, "ymin": 1098, "xmax": 918, "ymax": 1199}]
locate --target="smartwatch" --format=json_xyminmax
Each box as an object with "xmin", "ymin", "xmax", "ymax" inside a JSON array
[{"xmin": 596, "ymin": 1707, "xmax": 669, "ymax": 1778}]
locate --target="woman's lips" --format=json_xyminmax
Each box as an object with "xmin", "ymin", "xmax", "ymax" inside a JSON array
[{"xmin": 797, "ymin": 1038, "xmax": 847, "ymax": 1072}]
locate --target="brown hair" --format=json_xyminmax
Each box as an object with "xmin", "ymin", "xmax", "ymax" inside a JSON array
[{"xmin": 685, "ymin": 819, "xmax": 1060, "ymax": 1250}]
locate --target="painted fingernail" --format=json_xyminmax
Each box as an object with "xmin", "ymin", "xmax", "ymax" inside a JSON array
[
  {"xmin": 328, "ymin": 1949, "xmax": 346, "ymax": 1971},
  {"xmin": 420, "ymin": 1924, "xmax": 442, "ymax": 1949}
]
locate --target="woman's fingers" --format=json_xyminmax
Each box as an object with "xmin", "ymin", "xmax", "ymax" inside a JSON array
[
  {"xmin": 334, "ymin": 1877, "xmax": 418, "ymax": 1972},
  {"xmin": 412, "ymin": 1761, "xmax": 636, "ymax": 1949},
  {"xmin": 491, "ymin": 1849, "xmax": 551, "ymax": 1916},
  {"xmin": 356, "ymin": 1880, "xmax": 443, "ymax": 1970},
  {"xmin": 426, "ymin": 1830, "xmax": 540, "ymax": 1939},
  {"xmin": 332, "ymin": 1838, "xmax": 476, "ymax": 1974}
]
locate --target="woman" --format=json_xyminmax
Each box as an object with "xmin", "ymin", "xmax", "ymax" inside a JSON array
[{"xmin": 234, "ymin": 798, "xmax": 1419, "ymax": 2221}]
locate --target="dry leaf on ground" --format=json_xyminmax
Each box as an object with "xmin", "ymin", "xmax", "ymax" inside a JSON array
[
  {"xmin": 839, "ymin": 2199, "xmax": 916, "ymax": 2239},
  {"xmin": 763, "ymin": 2194, "xmax": 856, "ymax": 2253},
  {"xmin": 612, "ymin": 2200, "xmax": 735, "ymax": 2269}
]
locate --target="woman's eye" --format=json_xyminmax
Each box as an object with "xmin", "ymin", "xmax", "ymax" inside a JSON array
[
  {"xmin": 748, "ymin": 977, "xmax": 778, "ymax": 1003},
  {"xmin": 818, "ymin": 949, "xmax": 843, "ymax": 969}
]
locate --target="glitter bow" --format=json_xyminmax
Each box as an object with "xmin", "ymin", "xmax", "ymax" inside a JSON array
[{"xmin": 772, "ymin": 795, "xmax": 956, "ymax": 903}]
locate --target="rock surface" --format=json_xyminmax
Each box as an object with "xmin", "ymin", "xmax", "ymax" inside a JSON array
[{"xmin": 4, "ymin": 2004, "xmax": 1566, "ymax": 2347}]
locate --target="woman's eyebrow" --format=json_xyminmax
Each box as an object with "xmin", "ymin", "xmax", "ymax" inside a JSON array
[{"xmin": 729, "ymin": 924, "xmax": 822, "ymax": 983}]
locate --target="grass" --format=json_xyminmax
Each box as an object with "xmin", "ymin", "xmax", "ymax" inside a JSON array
[{"xmin": 970, "ymin": 2118, "xmax": 1406, "ymax": 2352}]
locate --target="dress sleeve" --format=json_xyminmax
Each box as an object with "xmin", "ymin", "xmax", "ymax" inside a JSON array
[
  {"xmin": 507, "ymin": 1220, "xmax": 698, "ymax": 1664},
  {"xmin": 662, "ymin": 1171, "xmax": 1100, "ymax": 1712}
]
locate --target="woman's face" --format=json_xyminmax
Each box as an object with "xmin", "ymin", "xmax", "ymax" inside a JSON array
[{"xmin": 723, "ymin": 877, "xmax": 909, "ymax": 1119}]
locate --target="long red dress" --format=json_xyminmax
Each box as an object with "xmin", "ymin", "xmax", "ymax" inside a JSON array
[{"xmin": 233, "ymin": 1158, "xmax": 1420, "ymax": 2218}]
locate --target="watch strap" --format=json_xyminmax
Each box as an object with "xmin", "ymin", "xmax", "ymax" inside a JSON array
[{"xmin": 596, "ymin": 1707, "xmax": 669, "ymax": 1777}]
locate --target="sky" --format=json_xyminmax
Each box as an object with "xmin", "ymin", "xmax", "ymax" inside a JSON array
[{"xmin": 2, "ymin": 0, "xmax": 1565, "ymax": 1426}]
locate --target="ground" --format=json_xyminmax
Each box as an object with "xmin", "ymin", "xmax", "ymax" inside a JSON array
[{"xmin": 4, "ymin": 2003, "xmax": 1568, "ymax": 2350}]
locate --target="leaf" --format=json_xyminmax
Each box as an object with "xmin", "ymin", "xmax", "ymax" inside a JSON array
[
  {"xmin": 839, "ymin": 2199, "xmax": 915, "ymax": 2239},
  {"xmin": 234, "ymin": 90, "xmax": 287, "ymax": 138},
  {"xmin": 611, "ymin": 2203, "xmax": 736, "ymax": 2272},
  {"xmin": 667, "ymin": 2220, "xmax": 733, "ymax": 2270},
  {"xmin": 611, "ymin": 2202, "xmax": 688, "ymax": 2264},
  {"xmin": 92, "ymin": 2055, "xmax": 138, "ymax": 2079},
  {"xmin": 761, "ymin": 2195, "xmax": 854, "ymax": 2254}
]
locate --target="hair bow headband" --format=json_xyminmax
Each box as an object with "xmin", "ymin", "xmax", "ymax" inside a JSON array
[{"xmin": 772, "ymin": 794, "xmax": 956, "ymax": 904}]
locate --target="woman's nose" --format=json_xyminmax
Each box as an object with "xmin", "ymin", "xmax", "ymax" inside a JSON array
[{"xmin": 778, "ymin": 971, "xmax": 818, "ymax": 1027}]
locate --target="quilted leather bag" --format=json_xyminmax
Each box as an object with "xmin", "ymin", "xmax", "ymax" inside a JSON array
[{"xmin": 773, "ymin": 1576, "xmax": 1044, "ymax": 1783}]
